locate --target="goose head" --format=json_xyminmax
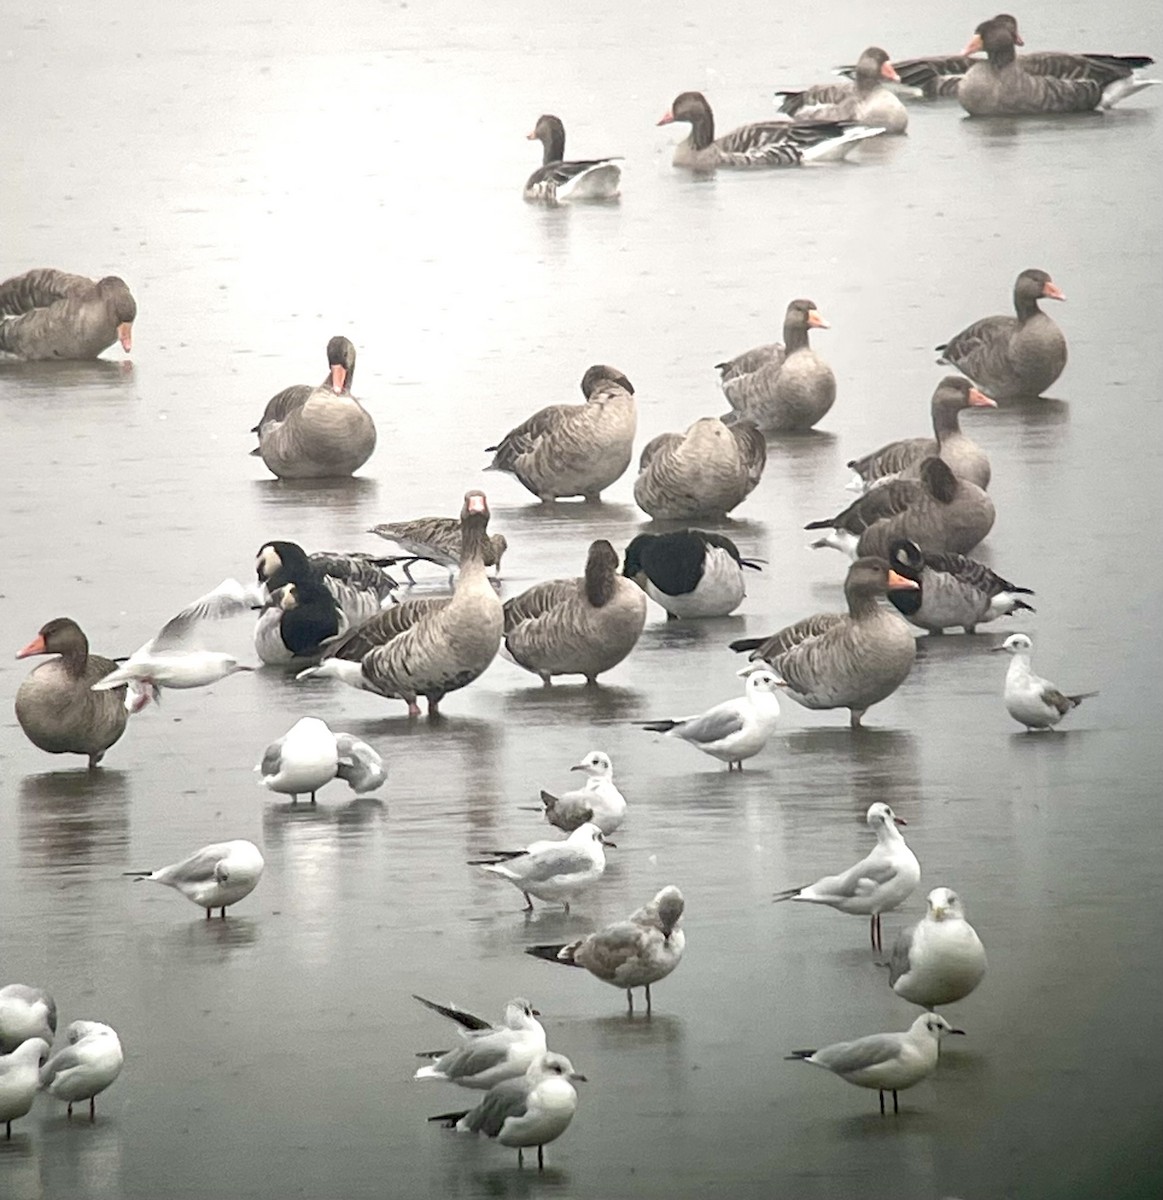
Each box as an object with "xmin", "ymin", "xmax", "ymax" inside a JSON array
[{"xmin": 325, "ymin": 336, "xmax": 357, "ymax": 393}]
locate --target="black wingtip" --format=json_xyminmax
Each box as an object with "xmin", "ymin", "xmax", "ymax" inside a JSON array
[
  {"xmin": 803, "ymin": 518, "xmax": 832, "ymax": 531},
  {"xmin": 428, "ymin": 1110, "xmax": 469, "ymax": 1127},
  {"xmin": 785, "ymin": 1050, "xmax": 816, "ymax": 1061},
  {"xmin": 525, "ymin": 943, "xmax": 569, "ymax": 964},
  {"xmin": 728, "ymin": 637, "xmax": 764, "ymax": 653}
]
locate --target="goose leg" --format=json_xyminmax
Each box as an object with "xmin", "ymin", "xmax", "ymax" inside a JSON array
[
  {"xmin": 849, "ymin": 708, "xmax": 866, "ymax": 730},
  {"xmin": 407, "ymin": 700, "xmax": 422, "ymax": 717},
  {"xmin": 427, "ymin": 698, "xmax": 441, "ymax": 717},
  {"xmin": 89, "ymin": 751, "xmax": 105, "ymax": 769}
]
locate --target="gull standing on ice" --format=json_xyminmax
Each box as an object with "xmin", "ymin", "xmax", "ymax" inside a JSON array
[
  {"xmin": 413, "ymin": 996, "xmax": 547, "ymax": 1089},
  {"xmin": 0, "ymin": 985, "xmax": 56, "ymax": 1054},
  {"xmin": 995, "ymin": 633, "xmax": 1097, "ymax": 731},
  {"xmin": 39, "ymin": 1020, "xmax": 124, "ymax": 1121},
  {"xmin": 535, "ymin": 751, "xmax": 626, "ymax": 835},
  {"xmin": 1, "ymin": 1038, "xmax": 50, "ymax": 1138},
  {"xmin": 258, "ymin": 716, "xmax": 386, "ymax": 803},
  {"xmin": 124, "ymin": 840, "xmax": 265, "ymax": 918},
  {"xmin": 472, "ymin": 823, "xmax": 609, "ymax": 913},
  {"xmin": 889, "ymin": 887, "xmax": 986, "ymax": 1010}
]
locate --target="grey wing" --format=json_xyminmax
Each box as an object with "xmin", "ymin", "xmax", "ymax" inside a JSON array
[
  {"xmin": 149, "ymin": 578, "xmax": 264, "ymax": 651},
  {"xmin": 0, "ymin": 268, "xmax": 90, "ymax": 316},
  {"xmin": 461, "ymin": 1077, "xmax": 530, "ymax": 1135},
  {"xmin": 327, "ymin": 598, "xmax": 449, "ymax": 659},
  {"xmin": 259, "ymin": 735, "xmax": 286, "ymax": 777},
  {"xmin": 412, "ymin": 994, "xmax": 494, "ymax": 1032},
  {"xmin": 922, "ymin": 550, "xmax": 1032, "ymax": 598},
  {"xmin": 728, "ymin": 421, "xmax": 767, "ymax": 491},
  {"xmin": 716, "ymin": 342, "xmax": 784, "ymax": 384},
  {"xmin": 676, "ymin": 703, "xmax": 746, "ymax": 745},
  {"xmin": 848, "ymin": 437, "xmax": 936, "ymax": 483},
  {"xmin": 333, "ymin": 733, "xmax": 387, "ymax": 793},
  {"xmin": 574, "ymin": 921, "xmax": 647, "ymax": 980},
  {"xmin": 748, "ymin": 612, "xmax": 844, "ymax": 661},
  {"xmin": 893, "ymin": 55, "xmax": 976, "ymax": 95},
  {"xmin": 158, "ymin": 845, "xmax": 230, "ymax": 885},
  {"xmin": 936, "ymin": 315, "xmax": 1011, "ymax": 376},
  {"xmin": 809, "ymin": 480, "xmax": 923, "ymax": 535},
  {"xmin": 436, "ymin": 1037, "xmax": 514, "ymax": 1083},
  {"xmin": 638, "ymin": 431, "xmax": 684, "ymax": 471},
  {"xmin": 814, "ymin": 1033, "xmax": 905, "ymax": 1074},
  {"xmin": 887, "ymin": 923, "xmax": 917, "ymax": 987},
  {"xmin": 39, "ymin": 1044, "xmax": 84, "ymax": 1087},
  {"xmin": 517, "ymin": 845, "xmax": 596, "ymax": 884},
  {"xmin": 503, "ymin": 579, "xmax": 579, "ymax": 629},
  {"xmin": 311, "ymin": 553, "xmax": 399, "ymax": 600},
  {"xmin": 487, "ymin": 404, "xmax": 571, "ymax": 470},
  {"xmin": 253, "ymin": 384, "xmax": 313, "ymax": 432},
  {"xmin": 1040, "ymin": 687, "xmax": 1076, "ymax": 715}
]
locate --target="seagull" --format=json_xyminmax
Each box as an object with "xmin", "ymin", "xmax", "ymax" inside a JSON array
[
  {"xmin": 123, "ymin": 839, "xmax": 265, "ymax": 918},
  {"xmin": 1, "ymin": 1038, "xmax": 49, "ymax": 1139},
  {"xmin": 257, "ymin": 716, "xmax": 386, "ymax": 803},
  {"xmin": 995, "ymin": 633, "xmax": 1097, "ymax": 731},
  {"xmin": 526, "ymin": 885, "xmax": 685, "ymax": 1015},
  {"xmin": 428, "ymin": 1051, "xmax": 586, "ymax": 1170},
  {"xmin": 773, "ymin": 802, "xmax": 920, "ymax": 950},
  {"xmin": 39, "ymin": 1020, "xmax": 124, "ymax": 1121},
  {"xmin": 889, "ymin": 887, "xmax": 986, "ymax": 1010},
  {"xmin": 0, "ymin": 985, "xmax": 56, "ymax": 1054},
  {"xmin": 413, "ymin": 996, "xmax": 547, "ymax": 1089},
  {"xmin": 533, "ymin": 751, "xmax": 626, "ymax": 835},
  {"xmin": 634, "ymin": 668, "xmax": 781, "ymax": 770},
  {"xmin": 787, "ymin": 1012, "xmax": 964, "ymax": 1114},
  {"xmin": 471, "ymin": 822, "xmax": 609, "ymax": 913}
]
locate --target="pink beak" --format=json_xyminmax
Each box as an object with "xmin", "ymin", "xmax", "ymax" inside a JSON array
[
  {"xmin": 881, "ymin": 61, "xmax": 901, "ymax": 83},
  {"xmin": 330, "ymin": 364, "xmax": 347, "ymax": 392},
  {"xmin": 118, "ymin": 322, "xmax": 133, "ymax": 352}
]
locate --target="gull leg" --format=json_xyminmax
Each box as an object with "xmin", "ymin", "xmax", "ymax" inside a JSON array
[
  {"xmin": 291, "ymin": 794, "xmax": 299, "ymax": 805},
  {"xmin": 878, "ymin": 1090, "xmax": 885, "ymax": 1116},
  {"xmin": 626, "ymin": 989, "xmax": 633, "ymax": 1015},
  {"xmin": 522, "ymin": 892, "xmax": 534, "ymax": 912},
  {"xmin": 563, "ymin": 900, "xmax": 571, "ymax": 915},
  {"xmin": 89, "ymin": 1097, "xmax": 96, "ymax": 1122},
  {"xmin": 892, "ymin": 1090, "xmax": 899, "ymax": 1114},
  {"xmin": 870, "ymin": 915, "xmax": 877, "ymax": 950},
  {"xmin": 205, "ymin": 908, "xmax": 212, "ymax": 920},
  {"xmin": 5, "ymin": 1121, "xmax": 10, "ymax": 1139},
  {"xmin": 219, "ymin": 906, "xmax": 227, "ymax": 919},
  {"xmin": 517, "ymin": 1148, "xmax": 524, "ymax": 1168},
  {"xmin": 67, "ymin": 1103, "xmax": 74, "ymax": 1119},
  {"xmin": 646, "ymin": 985, "xmax": 653, "ymax": 1016},
  {"xmin": 538, "ymin": 1145, "xmax": 545, "ymax": 1171}
]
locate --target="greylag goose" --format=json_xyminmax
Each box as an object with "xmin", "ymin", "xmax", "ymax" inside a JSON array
[
  {"xmin": 124, "ymin": 840, "xmax": 265, "ymax": 919},
  {"xmin": 503, "ymin": 540, "xmax": 646, "ymax": 685},
  {"xmin": 730, "ymin": 558, "xmax": 918, "ymax": 728},
  {"xmin": 369, "ymin": 516, "xmax": 507, "ymax": 580},
  {"xmin": 634, "ymin": 417, "xmax": 765, "ymax": 520},
  {"xmin": 38, "ymin": 1020, "xmax": 124, "ymax": 1121},
  {"xmin": 485, "ymin": 364, "xmax": 635, "ymax": 502},
  {"xmin": 1, "ymin": 1038, "xmax": 48, "ymax": 1138},
  {"xmin": 0, "ymin": 269, "xmax": 135, "ymax": 360},
  {"xmin": 889, "ymin": 887, "xmax": 987, "ymax": 1010},
  {"xmin": 887, "ymin": 538, "xmax": 1033, "ymax": 634},
  {"xmin": 937, "ymin": 268, "xmax": 1067, "ymax": 398},
  {"xmin": 258, "ymin": 716, "xmax": 386, "ymax": 802},
  {"xmin": 995, "ymin": 633, "xmax": 1097, "ymax": 731},
  {"xmin": 537, "ymin": 750, "xmax": 626, "ymax": 835},
  {"xmin": 472, "ymin": 822, "xmax": 609, "ymax": 913},
  {"xmin": 296, "ymin": 491, "xmax": 503, "ymax": 716},
  {"xmin": 622, "ymin": 529, "xmax": 760, "ymax": 619},
  {"xmin": 0, "ymin": 985, "xmax": 56, "ymax": 1054},
  {"xmin": 413, "ymin": 996, "xmax": 546, "ymax": 1089},
  {"xmin": 847, "ymin": 376, "xmax": 996, "ymax": 492},
  {"xmin": 657, "ymin": 91, "xmax": 885, "ymax": 169},
  {"xmin": 251, "ymin": 336, "xmax": 376, "ymax": 479},
  {"xmin": 717, "ymin": 298, "xmax": 836, "ymax": 432},
  {"xmin": 777, "ymin": 47, "xmax": 909, "ymax": 134},
  {"xmin": 524, "ymin": 114, "xmax": 621, "ymax": 204},
  {"xmin": 15, "ymin": 619, "xmax": 128, "ymax": 767}
]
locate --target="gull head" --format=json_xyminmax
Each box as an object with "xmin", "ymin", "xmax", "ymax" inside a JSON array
[
  {"xmin": 867, "ymin": 801, "xmax": 907, "ymax": 829},
  {"xmin": 652, "ymin": 885, "xmax": 685, "ymax": 936},
  {"xmin": 570, "ymin": 750, "xmax": 613, "ymax": 778},
  {"xmin": 529, "ymin": 1051, "xmax": 587, "ymax": 1084},
  {"xmin": 927, "ymin": 887, "xmax": 964, "ymax": 922},
  {"xmin": 503, "ymin": 997, "xmax": 542, "ymax": 1026},
  {"xmin": 916, "ymin": 1012, "xmax": 965, "ymax": 1040},
  {"xmin": 736, "ymin": 660, "xmax": 773, "ymax": 679},
  {"xmin": 744, "ymin": 668, "xmax": 781, "ymax": 695},
  {"xmin": 572, "ymin": 821, "xmax": 614, "ymax": 849},
  {"xmin": 995, "ymin": 632, "xmax": 1033, "ymax": 655}
]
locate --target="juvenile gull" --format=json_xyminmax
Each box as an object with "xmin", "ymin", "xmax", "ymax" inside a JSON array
[
  {"xmin": 258, "ymin": 716, "xmax": 386, "ymax": 803},
  {"xmin": 124, "ymin": 840, "xmax": 265, "ymax": 919},
  {"xmin": 40, "ymin": 1020, "xmax": 124, "ymax": 1121},
  {"xmin": 534, "ymin": 750, "xmax": 626, "ymax": 836},
  {"xmin": 889, "ymin": 888, "xmax": 987, "ymax": 1010},
  {"xmin": 472, "ymin": 823, "xmax": 609, "ymax": 913},
  {"xmin": 1, "ymin": 1038, "xmax": 50, "ymax": 1138},
  {"xmin": 413, "ymin": 997, "xmax": 546, "ymax": 1090},
  {"xmin": 995, "ymin": 633, "xmax": 1097, "ymax": 731},
  {"xmin": 0, "ymin": 985, "xmax": 57, "ymax": 1054}
]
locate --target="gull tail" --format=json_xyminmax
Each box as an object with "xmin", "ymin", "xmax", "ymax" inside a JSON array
[
  {"xmin": 773, "ymin": 886, "xmax": 804, "ymax": 903},
  {"xmin": 1068, "ymin": 691, "xmax": 1099, "ymax": 706},
  {"xmin": 739, "ymin": 558, "xmax": 765, "ymax": 572},
  {"xmin": 635, "ymin": 719, "xmax": 679, "ymax": 734},
  {"xmin": 467, "ymin": 849, "xmax": 525, "ymax": 864},
  {"xmin": 803, "ymin": 517, "xmax": 836, "ymax": 531},
  {"xmin": 525, "ymin": 943, "xmax": 582, "ymax": 967},
  {"xmin": 784, "ymin": 1049, "xmax": 816, "ymax": 1061},
  {"xmin": 122, "ymin": 871, "xmax": 153, "ymax": 879},
  {"xmin": 428, "ymin": 1110, "xmax": 469, "ymax": 1126},
  {"xmin": 414, "ymin": 1049, "xmax": 450, "ymax": 1060}
]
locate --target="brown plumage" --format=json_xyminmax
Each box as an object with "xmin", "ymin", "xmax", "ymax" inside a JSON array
[{"xmin": 0, "ymin": 269, "xmax": 136, "ymax": 360}]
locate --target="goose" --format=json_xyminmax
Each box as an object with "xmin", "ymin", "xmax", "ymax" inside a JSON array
[
  {"xmin": 296, "ymin": 491, "xmax": 504, "ymax": 716},
  {"xmin": 369, "ymin": 516, "xmax": 507, "ymax": 581},
  {"xmin": 257, "ymin": 716, "xmax": 386, "ymax": 802},
  {"xmin": 847, "ymin": 376, "xmax": 996, "ymax": 492},
  {"xmin": 994, "ymin": 633, "xmax": 1097, "ymax": 731},
  {"xmin": 0, "ymin": 985, "xmax": 56, "ymax": 1054},
  {"xmin": 889, "ymin": 887, "xmax": 987, "ymax": 1010},
  {"xmin": 523, "ymin": 114, "xmax": 621, "ymax": 204},
  {"xmin": 472, "ymin": 822, "xmax": 609, "ymax": 913},
  {"xmin": 731, "ymin": 558, "xmax": 918, "ymax": 729},
  {"xmin": 887, "ymin": 539, "xmax": 1034, "ymax": 634},
  {"xmin": 1, "ymin": 1038, "xmax": 50, "ymax": 1139},
  {"xmin": 634, "ymin": 417, "xmax": 765, "ymax": 520},
  {"xmin": 657, "ymin": 91, "xmax": 885, "ymax": 170},
  {"xmin": 413, "ymin": 997, "xmax": 546, "ymax": 1090},
  {"xmin": 622, "ymin": 529, "xmax": 760, "ymax": 619},
  {"xmin": 39, "ymin": 1020, "xmax": 124, "ymax": 1121},
  {"xmin": 536, "ymin": 750, "xmax": 626, "ymax": 836},
  {"xmin": 0, "ymin": 268, "xmax": 135, "ymax": 360},
  {"xmin": 777, "ymin": 46, "xmax": 908, "ymax": 134},
  {"xmin": 717, "ymin": 299, "xmax": 836, "ymax": 432},
  {"xmin": 937, "ymin": 268, "xmax": 1067, "ymax": 399},
  {"xmin": 124, "ymin": 839, "xmax": 265, "ymax": 918},
  {"xmin": 251, "ymin": 335, "xmax": 376, "ymax": 479},
  {"xmin": 503, "ymin": 540, "xmax": 646, "ymax": 685},
  {"xmin": 485, "ymin": 364, "xmax": 636, "ymax": 502},
  {"xmin": 15, "ymin": 619, "xmax": 129, "ymax": 767}
]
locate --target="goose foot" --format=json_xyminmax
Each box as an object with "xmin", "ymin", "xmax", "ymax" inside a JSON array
[{"xmin": 407, "ymin": 701, "xmax": 422, "ymax": 717}]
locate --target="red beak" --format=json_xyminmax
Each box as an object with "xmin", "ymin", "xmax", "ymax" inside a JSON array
[
  {"xmin": 656, "ymin": 111, "xmax": 675, "ymax": 126},
  {"xmin": 16, "ymin": 634, "xmax": 47, "ymax": 659}
]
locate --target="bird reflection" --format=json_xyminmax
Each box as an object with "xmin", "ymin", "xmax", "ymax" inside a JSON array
[
  {"xmin": 0, "ymin": 358, "xmax": 135, "ymax": 397},
  {"xmin": 251, "ymin": 474, "xmax": 379, "ymax": 518},
  {"xmin": 781, "ymin": 729, "xmax": 921, "ymax": 815},
  {"xmin": 501, "ymin": 683, "xmax": 643, "ymax": 724},
  {"xmin": 150, "ymin": 915, "xmax": 261, "ymax": 959},
  {"xmin": 18, "ymin": 770, "xmax": 131, "ymax": 869}
]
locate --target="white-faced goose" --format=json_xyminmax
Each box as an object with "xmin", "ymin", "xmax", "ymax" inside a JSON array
[
  {"xmin": 369, "ymin": 516, "xmax": 507, "ymax": 581},
  {"xmin": 251, "ymin": 336, "xmax": 376, "ymax": 479},
  {"xmin": 634, "ymin": 417, "xmax": 765, "ymax": 520},
  {"xmin": 717, "ymin": 299, "xmax": 836, "ymax": 433},
  {"xmin": 485, "ymin": 364, "xmax": 636, "ymax": 503},
  {"xmin": 656, "ymin": 91, "xmax": 884, "ymax": 170},
  {"xmin": 503, "ymin": 540, "xmax": 646, "ymax": 685},
  {"xmin": 622, "ymin": 529, "xmax": 760, "ymax": 619},
  {"xmin": 937, "ymin": 269, "xmax": 1067, "ymax": 399},
  {"xmin": 524, "ymin": 114, "xmax": 622, "ymax": 204},
  {"xmin": 0, "ymin": 269, "xmax": 135, "ymax": 360},
  {"xmin": 15, "ymin": 619, "xmax": 129, "ymax": 767},
  {"xmin": 847, "ymin": 376, "xmax": 996, "ymax": 492},
  {"xmin": 777, "ymin": 47, "xmax": 909, "ymax": 134}
]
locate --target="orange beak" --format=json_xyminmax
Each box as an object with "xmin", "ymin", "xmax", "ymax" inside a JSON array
[
  {"xmin": 466, "ymin": 493, "xmax": 487, "ymax": 514},
  {"xmin": 1014, "ymin": 31, "xmax": 1025, "ymax": 46},
  {"xmin": 657, "ymin": 110, "xmax": 675, "ymax": 126},
  {"xmin": 881, "ymin": 61, "xmax": 901, "ymax": 83},
  {"xmin": 886, "ymin": 570, "xmax": 920, "ymax": 591},
  {"xmin": 16, "ymin": 634, "xmax": 47, "ymax": 659},
  {"xmin": 330, "ymin": 364, "xmax": 347, "ymax": 392},
  {"xmin": 526, "ymin": 130, "xmax": 538, "ymax": 140},
  {"xmin": 117, "ymin": 321, "xmax": 133, "ymax": 352},
  {"xmin": 964, "ymin": 32, "xmax": 984, "ymax": 55},
  {"xmin": 1042, "ymin": 281, "xmax": 1066, "ymax": 301},
  {"xmin": 968, "ymin": 387, "xmax": 997, "ymax": 408},
  {"xmin": 808, "ymin": 309, "xmax": 830, "ymax": 330}
]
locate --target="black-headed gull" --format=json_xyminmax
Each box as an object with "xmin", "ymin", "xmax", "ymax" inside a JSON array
[
  {"xmin": 535, "ymin": 750, "xmax": 626, "ymax": 835},
  {"xmin": 0, "ymin": 984, "xmax": 56, "ymax": 1054},
  {"xmin": 471, "ymin": 823, "xmax": 609, "ymax": 914},
  {"xmin": 889, "ymin": 887, "xmax": 986, "ymax": 1010},
  {"xmin": 258, "ymin": 716, "xmax": 386, "ymax": 803},
  {"xmin": 1, "ymin": 1037, "xmax": 50, "ymax": 1138},
  {"xmin": 995, "ymin": 632, "xmax": 1097, "ymax": 731},
  {"xmin": 124, "ymin": 839, "xmax": 265, "ymax": 918},
  {"xmin": 39, "ymin": 1019, "xmax": 124, "ymax": 1121},
  {"xmin": 413, "ymin": 996, "xmax": 546, "ymax": 1089}
]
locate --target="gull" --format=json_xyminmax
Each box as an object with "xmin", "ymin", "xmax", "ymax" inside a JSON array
[
  {"xmin": 40, "ymin": 1019, "xmax": 124, "ymax": 1121},
  {"xmin": 532, "ymin": 751, "xmax": 626, "ymax": 835},
  {"xmin": 773, "ymin": 802, "xmax": 920, "ymax": 950},
  {"xmin": 413, "ymin": 996, "xmax": 546, "ymax": 1089},
  {"xmin": 787, "ymin": 1012, "xmax": 963, "ymax": 1114},
  {"xmin": 995, "ymin": 633, "xmax": 1097, "ymax": 731},
  {"xmin": 889, "ymin": 887, "xmax": 986, "ymax": 1010},
  {"xmin": 0, "ymin": 984, "xmax": 56, "ymax": 1054},
  {"xmin": 1, "ymin": 1038, "xmax": 49, "ymax": 1139},
  {"xmin": 526, "ymin": 886, "xmax": 685, "ymax": 1015},
  {"xmin": 429, "ymin": 1052, "xmax": 586, "ymax": 1170},
  {"xmin": 635, "ymin": 668, "xmax": 781, "ymax": 770},
  {"xmin": 471, "ymin": 823, "xmax": 609, "ymax": 913},
  {"xmin": 257, "ymin": 716, "xmax": 386, "ymax": 803},
  {"xmin": 124, "ymin": 839, "xmax": 265, "ymax": 918}
]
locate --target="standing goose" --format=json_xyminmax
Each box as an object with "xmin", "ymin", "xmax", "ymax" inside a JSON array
[
  {"xmin": 777, "ymin": 46, "xmax": 909, "ymax": 134},
  {"xmin": 369, "ymin": 516, "xmax": 507, "ymax": 581},
  {"xmin": 634, "ymin": 417, "xmax": 765, "ymax": 520},
  {"xmin": 937, "ymin": 269, "xmax": 1067, "ymax": 399},
  {"xmin": 622, "ymin": 529, "xmax": 760, "ymax": 619},
  {"xmin": 523, "ymin": 114, "xmax": 621, "ymax": 204},
  {"xmin": 485, "ymin": 365, "xmax": 636, "ymax": 503},
  {"xmin": 717, "ymin": 299, "xmax": 836, "ymax": 433},
  {"xmin": 0, "ymin": 269, "xmax": 136, "ymax": 360},
  {"xmin": 503, "ymin": 540, "xmax": 647, "ymax": 685},
  {"xmin": 251, "ymin": 336, "xmax": 376, "ymax": 479}
]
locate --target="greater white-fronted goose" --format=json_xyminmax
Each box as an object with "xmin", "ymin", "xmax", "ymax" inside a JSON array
[
  {"xmin": 503, "ymin": 540, "xmax": 646, "ymax": 685},
  {"xmin": 634, "ymin": 417, "xmax": 765, "ymax": 520},
  {"xmin": 717, "ymin": 298, "xmax": 836, "ymax": 433},
  {"xmin": 622, "ymin": 529, "xmax": 760, "ymax": 619},
  {"xmin": 996, "ymin": 633, "xmax": 1097, "ymax": 731},
  {"xmin": 937, "ymin": 269, "xmax": 1067, "ymax": 399},
  {"xmin": 657, "ymin": 91, "xmax": 885, "ymax": 170},
  {"xmin": 15, "ymin": 619, "xmax": 129, "ymax": 767},
  {"xmin": 730, "ymin": 558, "xmax": 918, "ymax": 728},
  {"xmin": 524, "ymin": 114, "xmax": 622, "ymax": 204},
  {"xmin": 0, "ymin": 269, "xmax": 136, "ymax": 360},
  {"xmin": 778, "ymin": 47, "xmax": 909, "ymax": 134},
  {"xmin": 485, "ymin": 364, "xmax": 636, "ymax": 503},
  {"xmin": 847, "ymin": 376, "xmax": 996, "ymax": 491},
  {"xmin": 251, "ymin": 336, "xmax": 376, "ymax": 479},
  {"xmin": 369, "ymin": 516, "xmax": 507, "ymax": 580}
]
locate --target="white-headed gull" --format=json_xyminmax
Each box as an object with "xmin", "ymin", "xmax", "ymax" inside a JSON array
[
  {"xmin": 39, "ymin": 1020, "xmax": 124, "ymax": 1121},
  {"xmin": 995, "ymin": 632, "xmax": 1097, "ymax": 731},
  {"xmin": 889, "ymin": 887, "xmax": 986, "ymax": 1009},
  {"xmin": 124, "ymin": 839, "xmax": 265, "ymax": 918},
  {"xmin": 413, "ymin": 996, "xmax": 546, "ymax": 1089},
  {"xmin": 0, "ymin": 985, "xmax": 56, "ymax": 1054},
  {"xmin": 535, "ymin": 750, "xmax": 626, "ymax": 835},
  {"xmin": 472, "ymin": 823, "xmax": 609, "ymax": 914},
  {"xmin": 1, "ymin": 1037, "xmax": 50, "ymax": 1138},
  {"xmin": 257, "ymin": 716, "xmax": 386, "ymax": 803}
]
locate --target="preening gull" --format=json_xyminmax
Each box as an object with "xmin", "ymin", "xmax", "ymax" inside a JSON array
[
  {"xmin": 258, "ymin": 716, "xmax": 386, "ymax": 802},
  {"xmin": 413, "ymin": 996, "xmax": 546, "ymax": 1089},
  {"xmin": 39, "ymin": 1020, "xmax": 124, "ymax": 1121},
  {"xmin": 124, "ymin": 840, "xmax": 265, "ymax": 918},
  {"xmin": 0, "ymin": 985, "xmax": 56, "ymax": 1054},
  {"xmin": 1, "ymin": 1038, "xmax": 50, "ymax": 1138}
]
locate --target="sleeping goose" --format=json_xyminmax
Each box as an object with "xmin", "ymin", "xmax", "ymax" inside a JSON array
[
  {"xmin": 485, "ymin": 364, "xmax": 636, "ymax": 503},
  {"xmin": 634, "ymin": 417, "xmax": 766, "ymax": 520},
  {"xmin": 622, "ymin": 529, "xmax": 760, "ymax": 619},
  {"xmin": 716, "ymin": 298, "xmax": 836, "ymax": 432},
  {"xmin": 729, "ymin": 558, "xmax": 918, "ymax": 729},
  {"xmin": 251, "ymin": 336, "xmax": 376, "ymax": 479},
  {"xmin": 777, "ymin": 46, "xmax": 909, "ymax": 134},
  {"xmin": 524, "ymin": 114, "xmax": 621, "ymax": 204},
  {"xmin": 937, "ymin": 269, "xmax": 1067, "ymax": 399},
  {"xmin": 0, "ymin": 269, "xmax": 136, "ymax": 360},
  {"xmin": 503, "ymin": 541, "xmax": 646, "ymax": 685},
  {"xmin": 369, "ymin": 516, "xmax": 507, "ymax": 581}
]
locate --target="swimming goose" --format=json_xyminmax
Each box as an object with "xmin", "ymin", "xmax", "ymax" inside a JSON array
[
  {"xmin": 524, "ymin": 114, "xmax": 622, "ymax": 204},
  {"xmin": 257, "ymin": 715, "xmax": 386, "ymax": 801},
  {"xmin": 847, "ymin": 376, "xmax": 996, "ymax": 492},
  {"xmin": 0, "ymin": 986, "xmax": 56, "ymax": 1054},
  {"xmin": 503, "ymin": 540, "xmax": 646, "ymax": 685},
  {"xmin": 485, "ymin": 364, "xmax": 636, "ymax": 502},
  {"xmin": 124, "ymin": 839, "xmax": 265, "ymax": 918},
  {"xmin": 634, "ymin": 417, "xmax": 765, "ymax": 520},
  {"xmin": 937, "ymin": 268, "xmax": 1067, "ymax": 399},
  {"xmin": 777, "ymin": 46, "xmax": 908, "ymax": 134},
  {"xmin": 889, "ymin": 887, "xmax": 987, "ymax": 1010},
  {"xmin": 1, "ymin": 1038, "xmax": 50, "ymax": 1138},
  {"xmin": 657, "ymin": 91, "xmax": 885, "ymax": 170},
  {"xmin": 15, "ymin": 619, "xmax": 129, "ymax": 767},
  {"xmin": 39, "ymin": 1020, "xmax": 124, "ymax": 1121},
  {"xmin": 731, "ymin": 558, "xmax": 918, "ymax": 729},
  {"xmin": 995, "ymin": 633, "xmax": 1097, "ymax": 731},
  {"xmin": 251, "ymin": 335, "xmax": 376, "ymax": 479},
  {"xmin": 537, "ymin": 750, "xmax": 626, "ymax": 835},
  {"xmin": 369, "ymin": 516, "xmax": 507, "ymax": 580},
  {"xmin": 296, "ymin": 491, "xmax": 504, "ymax": 716},
  {"xmin": 413, "ymin": 997, "xmax": 546, "ymax": 1090},
  {"xmin": 472, "ymin": 822, "xmax": 609, "ymax": 913},
  {"xmin": 622, "ymin": 529, "xmax": 760, "ymax": 619},
  {"xmin": 0, "ymin": 268, "xmax": 135, "ymax": 360}
]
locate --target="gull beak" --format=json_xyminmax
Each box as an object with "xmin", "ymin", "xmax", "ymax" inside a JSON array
[
  {"xmin": 570, "ymin": 1072, "xmax": 588, "ymax": 1082},
  {"xmin": 948, "ymin": 1029, "xmax": 967, "ymax": 1036},
  {"xmin": 989, "ymin": 644, "xmax": 1010, "ymax": 652},
  {"xmin": 531, "ymin": 1008, "xmax": 541, "ymax": 1017},
  {"xmin": 893, "ymin": 815, "xmax": 908, "ymax": 827},
  {"xmin": 932, "ymin": 906, "xmax": 947, "ymax": 921},
  {"xmin": 16, "ymin": 634, "xmax": 48, "ymax": 659},
  {"xmin": 569, "ymin": 763, "xmax": 587, "ymax": 772}
]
